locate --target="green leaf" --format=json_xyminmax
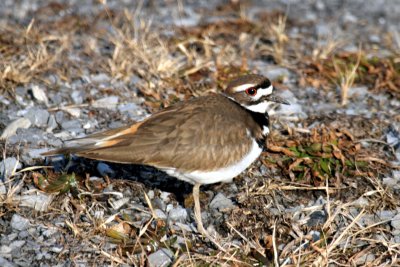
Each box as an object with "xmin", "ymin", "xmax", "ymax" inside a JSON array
[{"xmin": 320, "ymin": 158, "xmax": 331, "ymax": 174}]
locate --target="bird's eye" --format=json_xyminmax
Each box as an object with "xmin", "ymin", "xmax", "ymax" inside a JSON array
[{"xmin": 245, "ymin": 87, "xmax": 257, "ymax": 96}]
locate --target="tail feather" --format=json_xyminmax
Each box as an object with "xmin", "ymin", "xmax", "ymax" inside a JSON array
[
  {"xmin": 41, "ymin": 146, "xmax": 92, "ymax": 156},
  {"xmin": 41, "ymin": 123, "xmax": 140, "ymax": 157}
]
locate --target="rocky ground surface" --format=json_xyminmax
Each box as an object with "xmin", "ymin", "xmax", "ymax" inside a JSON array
[{"xmin": 1, "ymin": 0, "xmax": 400, "ymax": 266}]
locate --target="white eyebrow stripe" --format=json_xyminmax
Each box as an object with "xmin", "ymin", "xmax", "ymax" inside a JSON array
[
  {"xmin": 253, "ymin": 84, "xmax": 273, "ymax": 100},
  {"xmin": 233, "ymin": 83, "xmax": 256, "ymax": 92}
]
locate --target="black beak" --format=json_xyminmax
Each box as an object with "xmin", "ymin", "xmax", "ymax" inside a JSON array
[
  {"xmin": 261, "ymin": 88, "xmax": 290, "ymax": 105},
  {"xmin": 265, "ymin": 95, "xmax": 290, "ymax": 105}
]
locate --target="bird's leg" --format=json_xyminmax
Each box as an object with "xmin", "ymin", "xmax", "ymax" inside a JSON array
[{"xmin": 192, "ymin": 183, "xmax": 226, "ymax": 252}]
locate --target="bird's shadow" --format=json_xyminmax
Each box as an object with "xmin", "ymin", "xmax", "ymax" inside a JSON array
[{"xmin": 47, "ymin": 155, "xmax": 197, "ymax": 202}]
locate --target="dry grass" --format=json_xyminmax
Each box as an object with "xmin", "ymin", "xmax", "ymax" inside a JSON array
[
  {"xmin": 312, "ymin": 37, "xmax": 345, "ymax": 61},
  {"xmin": 268, "ymin": 15, "xmax": 288, "ymax": 65},
  {"xmin": 334, "ymin": 49, "xmax": 362, "ymax": 106},
  {"xmin": 0, "ymin": 22, "xmax": 70, "ymax": 96}
]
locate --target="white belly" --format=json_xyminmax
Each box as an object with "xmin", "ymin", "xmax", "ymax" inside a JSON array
[{"xmin": 163, "ymin": 139, "xmax": 263, "ymax": 184}]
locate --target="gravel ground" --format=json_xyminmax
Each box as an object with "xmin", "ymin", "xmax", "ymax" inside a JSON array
[{"xmin": 1, "ymin": 0, "xmax": 400, "ymax": 266}]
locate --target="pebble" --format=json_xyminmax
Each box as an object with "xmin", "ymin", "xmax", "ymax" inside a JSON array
[
  {"xmin": 343, "ymin": 11, "xmax": 358, "ymax": 23},
  {"xmin": 0, "ymin": 118, "xmax": 32, "ymax": 139},
  {"xmin": 6, "ymin": 233, "xmax": 18, "ymax": 242},
  {"xmin": 170, "ymin": 235, "xmax": 187, "ymax": 249},
  {"xmin": 9, "ymin": 240, "xmax": 25, "ymax": 250},
  {"xmin": 91, "ymin": 73, "xmax": 110, "ymax": 84},
  {"xmin": 382, "ymin": 177, "xmax": 399, "ymax": 189},
  {"xmin": 209, "ymin": 193, "xmax": 234, "ymax": 211},
  {"xmin": 147, "ymin": 248, "xmax": 174, "ymax": 267},
  {"xmin": 0, "ymin": 256, "xmax": 14, "ymax": 267},
  {"xmin": 71, "ymin": 90, "xmax": 84, "ymax": 104},
  {"xmin": 82, "ymin": 120, "xmax": 97, "ymax": 129},
  {"xmin": 61, "ymin": 107, "xmax": 81, "ymax": 118},
  {"xmin": 153, "ymin": 198, "xmax": 166, "ymax": 211},
  {"xmin": 168, "ymin": 206, "xmax": 188, "ymax": 223},
  {"xmin": 352, "ymin": 197, "xmax": 369, "ymax": 208},
  {"xmin": 394, "ymin": 231, "xmax": 400, "ymax": 243},
  {"xmin": 315, "ymin": 24, "xmax": 331, "ymax": 37},
  {"xmin": 61, "ymin": 120, "xmax": 81, "ymax": 130},
  {"xmin": 154, "ymin": 209, "xmax": 167, "ymax": 220},
  {"xmin": 0, "ymin": 183, "xmax": 6, "ymax": 195},
  {"xmin": 174, "ymin": 222, "xmax": 193, "ymax": 233},
  {"xmin": 368, "ymin": 34, "xmax": 381, "ymax": 44},
  {"xmin": 118, "ymin": 103, "xmax": 143, "ymax": 118},
  {"xmin": 147, "ymin": 190, "xmax": 155, "ymax": 199},
  {"xmin": 25, "ymin": 107, "xmax": 50, "ymax": 127},
  {"xmin": 109, "ymin": 197, "xmax": 130, "ymax": 210},
  {"xmin": 310, "ymin": 230, "xmax": 321, "ymax": 242},
  {"xmin": 0, "ymin": 158, "xmax": 21, "ymax": 180},
  {"xmin": 17, "ymin": 193, "xmax": 54, "ymax": 212},
  {"xmin": 0, "ymin": 95, "xmax": 10, "ymax": 105},
  {"xmin": 391, "ymin": 213, "xmax": 400, "ymax": 230},
  {"xmin": 307, "ymin": 211, "xmax": 327, "ymax": 227},
  {"xmin": 17, "ymin": 231, "xmax": 29, "ymax": 239},
  {"xmin": 10, "ymin": 214, "xmax": 30, "ymax": 231},
  {"xmin": 31, "ymin": 85, "xmax": 49, "ymax": 106},
  {"xmin": 165, "ymin": 204, "xmax": 174, "ymax": 214},
  {"xmin": 118, "ymin": 102, "xmax": 137, "ymax": 113},
  {"xmin": 55, "ymin": 111, "xmax": 65, "ymax": 124},
  {"xmin": 376, "ymin": 210, "xmax": 396, "ymax": 221},
  {"xmin": 49, "ymin": 246, "xmax": 63, "ymax": 253},
  {"xmin": 7, "ymin": 128, "xmax": 48, "ymax": 146},
  {"xmin": 313, "ymin": 196, "xmax": 326, "ymax": 206},
  {"xmin": 97, "ymin": 162, "xmax": 115, "ymax": 177},
  {"xmin": 46, "ymin": 114, "xmax": 58, "ymax": 132},
  {"xmin": 61, "ymin": 120, "xmax": 84, "ymax": 135},
  {"xmin": 0, "ymin": 245, "xmax": 12, "ymax": 256},
  {"xmin": 159, "ymin": 192, "xmax": 171, "ymax": 203},
  {"xmin": 92, "ymin": 96, "xmax": 119, "ymax": 109},
  {"xmin": 355, "ymin": 253, "xmax": 375, "ymax": 265},
  {"xmin": 41, "ymin": 227, "xmax": 58, "ymax": 238}
]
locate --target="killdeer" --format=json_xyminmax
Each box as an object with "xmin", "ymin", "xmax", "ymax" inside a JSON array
[{"xmin": 43, "ymin": 74, "xmax": 288, "ymax": 250}]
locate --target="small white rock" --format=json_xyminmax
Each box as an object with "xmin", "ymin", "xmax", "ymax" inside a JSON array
[
  {"xmin": 61, "ymin": 107, "xmax": 81, "ymax": 118},
  {"xmin": 16, "ymin": 193, "xmax": 54, "ymax": 212},
  {"xmin": 209, "ymin": 193, "xmax": 234, "ymax": 211},
  {"xmin": 154, "ymin": 209, "xmax": 167, "ymax": 220},
  {"xmin": 147, "ymin": 190, "xmax": 155, "ymax": 199},
  {"xmin": 49, "ymin": 246, "xmax": 63, "ymax": 253},
  {"xmin": 31, "ymin": 85, "xmax": 49, "ymax": 106},
  {"xmin": 92, "ymin": 96, "xmax": 119, "ymax": 109},
  {"xmin": 0, "ymin": 157, "xmax": 21, "ymax": 179},
  {"xmin": 109, "ymin": 197, "xmax": 130, "ymax": 210},
  {"xmin": 1, "ymin": 118, "xmax": 32, "ymax": 139},
  {"xmin": 168, "ymin": 206, "xmax": 188, "ymax": 223},
  {"xmin": 391, "ymin": 213, "xmax": 400, "ymax": 230},
  {"xmin": 147, "ymin": 248, "xmax": 174, "ymax": 267},
  {"xmin": 9, "ymin": 240, "xmax": 26, "ymax": 250},
  {"xmin": 159, "ymin": 192, "xmax": 171, "ymax": 203},
  {"xmin": 352, "ymin": 197, "xmax": 369, "ymax": 208},
  {"xmin": 10, "ymin": 214, "xmax": 30, "ymax": 231}
]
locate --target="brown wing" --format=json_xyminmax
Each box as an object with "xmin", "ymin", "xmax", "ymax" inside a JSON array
[{"xmin": 44, "ymin": 95, "xmax": 258, "ymax": 172}]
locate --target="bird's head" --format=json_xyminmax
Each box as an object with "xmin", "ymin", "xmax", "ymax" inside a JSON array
[{"xmin": 224, "ymin": 74, "xmax": 289, "ymax": 113}]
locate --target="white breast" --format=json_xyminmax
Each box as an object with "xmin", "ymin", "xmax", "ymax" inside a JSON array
[{"xmin": 164, "ymin": 139, "xmax": 263, "ymax": 185}]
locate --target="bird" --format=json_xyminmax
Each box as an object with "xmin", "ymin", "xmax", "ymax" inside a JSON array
[{"xmin": 42, "ymin": 74, "xmax": 288, "ymax": 250}]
